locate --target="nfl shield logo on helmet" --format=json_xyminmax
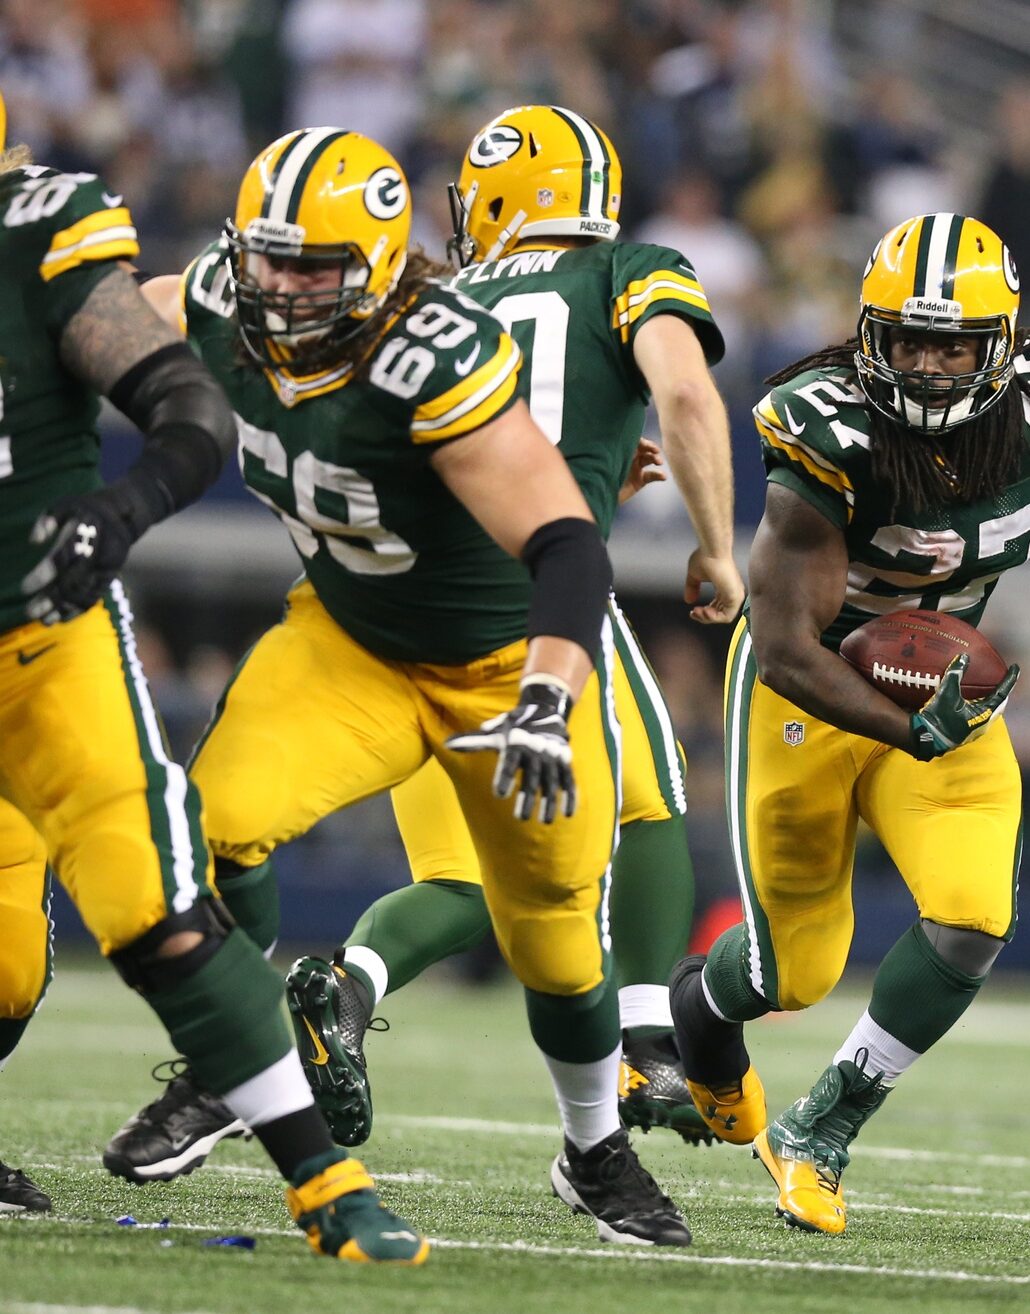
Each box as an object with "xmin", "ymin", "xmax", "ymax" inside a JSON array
[
  {"xmin": 537, "ymin": 187, "xmax": 554, "ymax": 207},
  {"xmin": 783, "ymin": 720, "xmax": 805, "ymax": 746}
]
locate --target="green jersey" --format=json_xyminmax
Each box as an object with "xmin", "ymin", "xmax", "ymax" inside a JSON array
[
  {"xmin": 183, "ymin": 241, "xmax": 530, "ymax": 663},
  {"xmin": 754, "ymin": 357, "xmax": 1030, "ymax": 649},
  {"xmin": 451, "ymin": 241, "xmax": 724, "ymax": 536},
  {"xmin": 0, "ymin": 166, "xmax": 139, "ymax": 633}
]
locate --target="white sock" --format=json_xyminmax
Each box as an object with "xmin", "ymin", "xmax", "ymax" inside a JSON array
[
  {"xmin": 832, "ymin": 1010, "xmax": 918, "ymax": 1084},
  {"xmin": 618, "ymin": 983, "xmax": 673, "ymax": 1032},
  {"xmin": 222, "ymin": 1048, "xmax": 315, "ymax": 1128},
  {"xmin": 342, "ymin": 946, "xmax": 388, "ymax": 1004},
  {"xmin": 542, "ymin": 1045, "xmax": 623, "ymax": 1151}
]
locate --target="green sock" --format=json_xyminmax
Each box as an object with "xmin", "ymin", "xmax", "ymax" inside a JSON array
[
  {"xmin": 704, "ymin": 924, "xmax": 772, "ymax": 1021},
  {"xmin": 147, "ymin": 927, "xmax": 292, "ymax": 1094},
  {"xmin": 215, "ymin": 857, "xmax": 280, "ymax": 954},
  {"xmin": 343, "ymin": 878, "xmax": 491, "ymax": 994},
  {"xmin": 610, "ymin": 816, "xmax": 694, "ymax": 987},
  {"xmin": 525, "ymin": 973, "xmax": 619, "ymax": 1064},
  {"xmin": 869, "ymin": 923, "xmax": 986, "ymax": 1053}
]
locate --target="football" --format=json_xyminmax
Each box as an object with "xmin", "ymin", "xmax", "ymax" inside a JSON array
[{"xmin": 839, "ymin": 609, "xmax": 1008, "ymax": 711}]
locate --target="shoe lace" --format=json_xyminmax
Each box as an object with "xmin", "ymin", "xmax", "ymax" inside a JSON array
[
  {"xmin": 137, "ymin": 1058, "xmax": 200, "ymax": 1123},
  {"xmin": 805, "ymin": 1050, "xmax": 889, "ymax": 1194},
  {"xmin": 597, "ymin": 1139, "xmax": 678, "ymax": 1217}
]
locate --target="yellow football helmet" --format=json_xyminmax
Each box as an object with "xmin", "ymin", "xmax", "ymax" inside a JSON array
[
  {"xmin": 856, "ymin": 212, "xmax": 1020, "ymax": 432},
  {"xmin": 225, "ymin": 127, "xmax": 411, "ymax": 371},
  {"xmin": 0, "ymin": 89, "xmax": 6, "ymax": 153},
  {"xmin": 448, "ymin": 104, "xmax": 621, "ymax": 267}
]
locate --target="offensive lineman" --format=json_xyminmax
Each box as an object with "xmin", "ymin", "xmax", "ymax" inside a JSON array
[
  {"xmin": 106, "ymin": 125, "xmax": 693, "ymax": 1245},
  {"xmin": 282, "ymin": 105, "xmax": 744, "ymax": 1173},
  {"xmin": 0, "ymin": 93, "xmax": 428, "ymax": 1263}
]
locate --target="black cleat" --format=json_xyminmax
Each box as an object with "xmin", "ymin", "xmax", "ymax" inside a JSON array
[
  {"xmin": 619, "ymin": 1031, "xmax": 715, "ymax": 1146},
  {"xmin": 0, "ymin": 1161, "xmax": 52, "ymax": 1213},
  {"xmin": 285, "ymin": 956, "xmax": 374, "ymax": 1147},
  {"xmin": 103, "ymin": 1059, "xmax": 247, "ymax": 1183},
  {"xmin": 550, "ymin": 1127, "xmax": 691, "ymax": 1246}
]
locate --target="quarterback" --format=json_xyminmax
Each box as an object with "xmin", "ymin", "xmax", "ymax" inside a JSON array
[
  {"xmin": 281, "ymin": 104, "xmax": 743, "ymax": 1178},
  {"xmin": 670, "ymin": 213, "xmax": 1023, "ymax": 1234},
  {"xmin": 0, "ymin": 95, "xmax": 430, "ymax": 1265},
  {"xmin": 107, "ymin": 125, "xmax": 692, "ymax": 1245}
]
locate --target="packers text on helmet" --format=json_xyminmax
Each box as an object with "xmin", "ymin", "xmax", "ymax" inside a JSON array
[
  {"xmin": 226, "ymin": 127, "xmax": 411, "ymax": 373},
  {"xmin": 448, "ymin": 105, "xmax": 621, "ymax": 267},
  {"xmin": 856, "ymin": 212, "xmax": 1020, "ymax": 432}
]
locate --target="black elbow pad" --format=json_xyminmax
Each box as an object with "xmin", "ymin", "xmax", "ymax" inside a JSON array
[
  {"xmin": 521, "ymin": 517, "xmax": 613, "ymax": 659},
  {"xmin": 108, "ymin": 342, "xmax": 237, "ymax": 513}
]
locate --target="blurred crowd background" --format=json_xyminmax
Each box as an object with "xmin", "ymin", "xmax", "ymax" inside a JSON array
[{"xmin": 4, "ymin": 0, "xmax": 1029, "ymax": 968}]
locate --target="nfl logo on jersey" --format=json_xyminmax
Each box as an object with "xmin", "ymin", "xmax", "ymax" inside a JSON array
[{"xmin": 783, "ymin": 720, "xmax": 805, "ymax": 746}]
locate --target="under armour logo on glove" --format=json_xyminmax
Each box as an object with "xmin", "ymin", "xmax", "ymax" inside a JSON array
[
  {"xmin": 446, "ymin": 681, "xmax": 576, "ymax": 823},
  {"xmin": 74, "ymin": 523, "xmax": 99, "ymax": 558},
  {"xmin": 21, "ymin": 490, "xmax": 136, "ymax": 625}
]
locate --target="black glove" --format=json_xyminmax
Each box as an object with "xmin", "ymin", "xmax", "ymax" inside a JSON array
[
  {"xmin": 20, "ymin": 476, "xmax": 168, "ymax": 625},
  {"xmin": 909, "ymin": 653, "xmax": 1020, "ymax": 760},
  {"xmin": 446, "ymin": 681, "xmax": 576, "ymax": 823}
]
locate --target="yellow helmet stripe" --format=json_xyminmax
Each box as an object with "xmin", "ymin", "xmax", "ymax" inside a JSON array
[
  {"xmin": 411, "ymin": 334, "xmax": 520, "ymax": 440},
  {"xmin": 40, "ymin": 208, "xmax": 138, "ymax": 281}
]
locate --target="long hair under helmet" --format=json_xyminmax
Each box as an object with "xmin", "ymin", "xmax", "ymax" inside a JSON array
[
  {"xmin": 856, "ymin": 212, "xmax": 1020, "ymax": 433},
  {"xmin": 225, "ymin": 127, "xmax": 411, "ymax": 373},
  {"xmin": 448, "ymin": 104, "xmax": 622, "ymax": 268}
]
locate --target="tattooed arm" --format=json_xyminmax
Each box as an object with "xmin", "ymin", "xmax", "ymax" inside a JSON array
[
  {"xmin": 22, "ymin": 267, "xmax": 237, "ymax": 624},
  {"xmin": 58, "ymin": 265, "xmax": 184, "ymax": 393}
]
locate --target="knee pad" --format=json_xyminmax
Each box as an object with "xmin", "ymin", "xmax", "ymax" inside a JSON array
[
  {"xmin": 108, "ymin": 897, "xmax": 236, "ymax": 995},
  {"xmin": 920, "ymin": 919, "xmax": 1005, "ymax": 978},
  {"xmin": 505, "ymin": 911, "xmax": 605, "ymax": 995}
]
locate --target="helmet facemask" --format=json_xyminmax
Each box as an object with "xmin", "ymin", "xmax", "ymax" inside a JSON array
[
  {"xmin": 226, "ymin": 217, "xmax": 389, "ymax": 373},
  {"xmin": 856, "ymin": 302, "xmax": 1014, "ymax": 434},
  {"xmin": 446, "ymin": 180, "xmax": 477, "ymax": 269}
]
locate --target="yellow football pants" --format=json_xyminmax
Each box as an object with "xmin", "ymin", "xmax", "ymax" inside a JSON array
[
  {"xmin": 724, "ymin": 619, "xmax": 1021, "ymax": 1011},
  {"xmin": 192, "ymin": 581, "xmax": 620, "ymax": 995},
  {"xmin": 0, "ymin": 586, "xmax": 212, "ymax": 974},
  {"xmin": 393, "ymin": 594, "xmax": 687, "ymax": 884},
  {"xmin": 0, "ymin": 796, "xmax": 49, "ymax": 1020}
]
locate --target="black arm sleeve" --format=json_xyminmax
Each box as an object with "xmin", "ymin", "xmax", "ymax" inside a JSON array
[
  {"xmin": 521, "ymin": 516, "xmax": 613, "ymax": 661},
  {"xmin": 105, "ymin": 341, "xmax": 238, "ymax": 536}
]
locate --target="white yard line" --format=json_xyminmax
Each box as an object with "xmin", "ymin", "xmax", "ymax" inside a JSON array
[
  {"xmin": 386, "ymin": 1113, "xmax": 1030, "ymax": 1170},
  {"xmin": 6, "ymin": 1223, "xmax": 1027, "ymax": 1288}
]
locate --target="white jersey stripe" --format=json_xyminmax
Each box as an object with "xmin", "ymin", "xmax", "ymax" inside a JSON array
[
  {"xmin": 411, "ymin": 344, "xmax": 519, "ymax": 432},
  {"xmin": 267, "ymin": 128, "xmax": 341, "ymax": 224},
  {"xmin": 40, "ymin": 226, "xmax": 138, "ymax": 266},
  {"xmin": 598, "ymin": 613, "xmax": 620, "ymax": 954},
  {"xmin": 109, "ymin": 580, "xmax": 201, "ymax": 913},
  {"xmin": 609, "ymin": 595, "xmax": 686, "ymax": 814},
  {"xmin": 725, "ymin": 628, "xmax": 766, "ymax": 997}
]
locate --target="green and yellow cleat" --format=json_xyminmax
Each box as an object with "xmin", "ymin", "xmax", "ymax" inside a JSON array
[
  {"xmin": 684, "ymin": 1065, "xmax": 767, "ymax": 1145},
  {"xmin": 287, "ymin": 1150, "xmax": 429, "ymax": 1264},
  {"xmin": 285, "ymin": 955, "xmax": 374, "ymax": 1147},
  {"xmin": 752, "ymin": 1054, "xmax": 891, "ymax": 1235}
]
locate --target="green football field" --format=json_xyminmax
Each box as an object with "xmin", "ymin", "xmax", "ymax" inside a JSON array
[{"xmin": 1, "ymin": 954, "xmax": 1027, "ymax": 1314}]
